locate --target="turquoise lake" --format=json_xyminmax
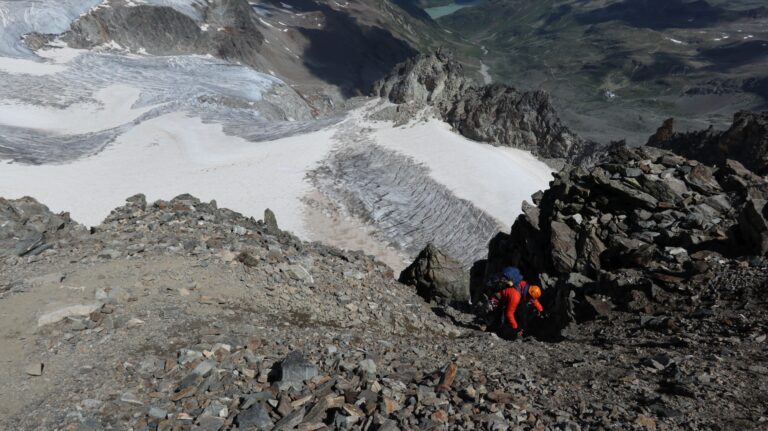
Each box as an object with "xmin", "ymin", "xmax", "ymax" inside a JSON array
[{"xmin": 424, "ymin": 1, "xmax": 484, "ymax": 19}]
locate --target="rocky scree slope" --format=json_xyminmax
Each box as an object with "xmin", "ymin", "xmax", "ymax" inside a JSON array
[
  {"xmin": 648, "ymin": 111, "xmax": 768, "ymax": 176},
  {"xmin": 372, "ymin": 50, "xmax": 601, "ymax": 165},
  {"xmin": 1, "ymin": 193, "xmax": 454, "ymax": 338},
  {"xmin": 1, "ymin": 195, "xmax": 767, "ymax": 428}
]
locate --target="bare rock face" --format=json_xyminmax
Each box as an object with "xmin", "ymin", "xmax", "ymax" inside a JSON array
[
  {"xmin": 399, "ymin": 243, "xmax": 470, "ymax": 304},
  {"xmin": 64, "ymin": 0, "xmax": 265, "ymax": 68},
  {"xmin": 371, "ymin": 49, "xmax": 470, "ymax": 113},
  {"xmin": 372, "ymin": 50, "xmax": 599, "ymax": 164},
  {"xmin": 648, "ymin": 112, "xmax": 768, "ymax": 176},
  {"xmin": 447, "ymin": 85, "xmax": 586, "ymax": 162}
]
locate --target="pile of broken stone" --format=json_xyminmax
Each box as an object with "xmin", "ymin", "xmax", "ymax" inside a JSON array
[
  {"xmin": 114, "ymin": 338, "xmax": 519, "ymax": 431},
  {"xmin": 400, "ymin": 141, "xmax": 768, "ymax": 340},
  {"xmin": 480, "ymin": 143, "xmax": 768, "ymax": 328}
]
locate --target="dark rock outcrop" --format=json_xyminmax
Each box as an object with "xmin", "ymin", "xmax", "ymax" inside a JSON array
[
  {"xmin": 484, "ymin": 144, "xmax": 768, "ymax": 313},
  {"xmin": 64, "ymin": 0, "xmax": 265, "ymax": 68},
  {"xmin": 399, "ymin": 243, "xmax": 470, "ymax": 304},
  {"xmin": 648, "ymin": 111, "xmax": 768, "ymax": 176},
  {"xmin": 263, "ymin": 208, "xmax": 279, "ymax": 233},
  {"xmin": 373, "ymin": 50, "xmax": 600, "ymax": 164},
  {"xmin": 0, "ymin": 197, "xmax": 86, "ymax": 257}
]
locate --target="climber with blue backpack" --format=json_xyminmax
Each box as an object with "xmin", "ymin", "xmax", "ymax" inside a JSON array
[{"xmin": 483, "ymin": 267, "xmax": 544, "ymax": 339}]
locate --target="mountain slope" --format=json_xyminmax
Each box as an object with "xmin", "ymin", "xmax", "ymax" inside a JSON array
[
  {"xmin": 436, "ymin": 0, "xmax": 768, "ymax": 144},
  {"xmin": 2, "ymin": 191, "xmax": 767, "ymax": 429}
]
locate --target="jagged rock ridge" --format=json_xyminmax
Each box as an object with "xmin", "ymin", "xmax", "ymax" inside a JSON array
[
  {"xmin": 372, "ymin": 50, "xmax": 601, "ymax": 164},
  {"xmin": 648, "ymin": 111, "xmax": 768, "ymax": 176},
  {"xmin": 482, "ymin": 144, "xmax": 768, "ymax": 318}
]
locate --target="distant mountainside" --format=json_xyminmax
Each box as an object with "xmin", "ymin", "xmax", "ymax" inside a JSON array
[
  {"xmin": 54, "ymin": 0, "xmax": 451, "ymax": 106},
  {"xmin": 433, "ymin": 0, "xmax": 768, "ymax": 144}
]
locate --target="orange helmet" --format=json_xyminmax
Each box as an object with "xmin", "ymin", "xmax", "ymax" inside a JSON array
[{"xmin": 528, "ymin": 285, "xmax": 542, "ymax": 299}]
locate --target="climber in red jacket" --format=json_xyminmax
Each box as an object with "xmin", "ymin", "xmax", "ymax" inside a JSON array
[{"xmin": 492, "ymin": 281, "xmax": 544, "ymax": 339}]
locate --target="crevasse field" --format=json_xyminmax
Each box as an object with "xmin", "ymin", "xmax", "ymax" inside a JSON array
[{"xmin": 0, "ymin": 0, "xmax": 552, "ymax": 270}]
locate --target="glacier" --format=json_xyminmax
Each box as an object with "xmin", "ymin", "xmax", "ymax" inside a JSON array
[
  {"xmin": 0, "ymin": 46, "xmax": 320, "ymax": 163},
  {"xmin": 0, "ymin": 0, "xmax": 553, "ymax": 269}
]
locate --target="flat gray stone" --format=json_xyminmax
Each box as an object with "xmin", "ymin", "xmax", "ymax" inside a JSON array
[
  {"xmin": 148, "ymin": 407, "xmax": 167, "ymax": 419},
  {"xmin": 236, "ymin": 402, "xmax": 274, "ymax": 430},
  {"xmin": 193, "ymin": 359, "xmax": 217, "ymax": 377},
  {"xmin": 277, "ymin": 351, "xmax": 318, "ymax": 390},
  {"xmin": 25, "ymin": 363, "xmax": 43, "ymax": 376},
  {"xmin": 120, "ymin": 392, "xmax": 143, "ymax": 406}
]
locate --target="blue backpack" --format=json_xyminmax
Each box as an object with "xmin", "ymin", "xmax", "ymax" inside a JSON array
[
  {"xmin": 502, "ymin": 267, "xmax": 524, "ymax": 286},
  {"xmin": 487, "ymin": 266, "xmax": 524, "ymax": 295}
]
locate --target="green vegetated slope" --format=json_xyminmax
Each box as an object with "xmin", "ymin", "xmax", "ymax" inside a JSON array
[{"xmin": 437, "ymin": 0, "xmax": 768, "ymax": 144}]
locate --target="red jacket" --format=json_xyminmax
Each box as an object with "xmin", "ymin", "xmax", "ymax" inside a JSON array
[{"xmin": 499, "ymin": 285, "xmax": 543, "ymax": 329}]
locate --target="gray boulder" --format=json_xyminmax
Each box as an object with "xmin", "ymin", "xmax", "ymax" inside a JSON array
[
  {"xmin": 399, "ymin": 243, "xmax": 470, "ymax": 304},
  {"xmin": 263, "ymin": 208, "xmax": 279, "ymax": 233},
  {"xmin": 550, "ymin": 221, "xmax": 578, "ymax": 273},
  {"xmin": 738, "ymin": 198, "xmax": 768, "ymax": 255},
  {"xmin": 275, "ymin": 352, "xmax": 318, "ymax": 391},
  {"xmin": 235, "ymin": 402, "xmax": 273, "ymax": 430}
]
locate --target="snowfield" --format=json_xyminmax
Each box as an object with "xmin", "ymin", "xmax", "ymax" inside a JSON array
[
  {"xmin": 0, "ymin": 103, "xmax": 552, "ymax": 266},
  {"xmin": 0, "ymin": 84, "xmax": 152, "ymax": 133},
  {"xmin": 0, "ymin": 112, "xmax": 338, "ymax": 237}
]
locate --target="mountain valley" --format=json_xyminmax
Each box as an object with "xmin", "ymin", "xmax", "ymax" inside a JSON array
[{"xmin": 1, "ymin": 1, "xmax": 767, "ymax": 430}]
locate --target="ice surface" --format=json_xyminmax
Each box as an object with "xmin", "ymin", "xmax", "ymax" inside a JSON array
[
  {"xmin": 0, "ymin": 47, "xmax": 322, "ymax": 163},
  {"xmin": 0, "ymin": 84, "xmax": 152, "ymax": 133},
  {"xmin": 309, "ymin": 110, "xmax": 553, "ymax": 265},
  {"xmin": 0, "ymin": 105, "xmax": 553, "ymax": 263}
]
